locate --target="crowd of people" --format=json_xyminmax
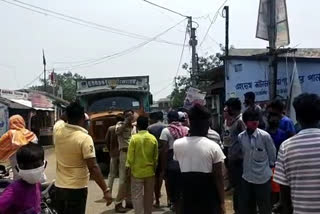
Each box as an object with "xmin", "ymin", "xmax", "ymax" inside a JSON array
[
  {"xmin": 0, "ymin": 91, "xmax": 320, "ymax": 214},
  {"xmin": 105, "ymin": 92, "xmax": 320, "ymax": 214}
]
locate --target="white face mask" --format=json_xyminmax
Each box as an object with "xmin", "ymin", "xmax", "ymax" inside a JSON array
[{"xmin": 17, "ymin": 162, "xmax": 46, "ymax": 184}]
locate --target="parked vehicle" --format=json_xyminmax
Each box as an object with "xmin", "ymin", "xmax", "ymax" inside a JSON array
[{"xmin": 76, "ymin": 76, "xmax": 152, "ymax": 174}]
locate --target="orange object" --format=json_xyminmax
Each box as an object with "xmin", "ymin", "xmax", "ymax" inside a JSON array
[
  {"xmin": 0, "ymin": 115, "xmax": 37, "ymax": 161},
  {"xmin": 272, "ymin": 168, "xmax": 280, "ymax": 193}
]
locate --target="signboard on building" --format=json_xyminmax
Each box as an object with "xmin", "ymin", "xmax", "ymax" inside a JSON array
[
  {"xmin": 225, "ymin": 59, "xmax": 320, "ymax": 102},
  {"xmin": 77, "ymin": 76, "xmax": 150, "ymax": 93},
  {"xmin": 0, "ymin": 89, "xmax": 28, "ymax": 100}
]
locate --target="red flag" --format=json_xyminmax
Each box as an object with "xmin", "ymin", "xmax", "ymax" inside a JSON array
[{"xmin": 50, "ymin": 70, "xmax": 56, "ymax": 85}]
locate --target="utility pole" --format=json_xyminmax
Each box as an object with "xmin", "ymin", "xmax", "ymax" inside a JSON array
[
  {"xmin": 268, "ymin": 0, "xmax": 277, "ymax": 99},
  {"xmin": 188, "ymin": 16, "xmax": 198, "ymax": 87},
  {"xmin": 224, "ymin": 6, "xmax": 229, "ymax": 57},
  {"xmin": 42, "ymin": 49, "xmax": 47, "ymax": 93}
]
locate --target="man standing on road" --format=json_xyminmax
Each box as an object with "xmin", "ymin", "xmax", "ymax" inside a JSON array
[
  {"xmin": 274, "ymin": 93, "xmax": 320, "ymax": 214},
  {"xmin": 174, "ymin": 104, "xmax": 226, "ymax": 214},
  {"xmin": 159, "ymin": 111, "xmax": 189, "ymax": 213},
  {"xmin": 224, "ymin": 98, "xmax": 246, "ymax": 214},
  {"xmin": 147, "ymin": 111, "xmax": 166, "ymax": 208},
  {"xmin": 53, "ymin": 102, "xmax": 112, "ymax": 214},
  {"xmin": 127, "ymin": 116, "xmax": 158, "ymax": 214},
  {"xmin": 115, "ymin": 110, "xmax": 136, "ymax": 213},
  {"xmin": 244, "ymin": 92, "xmax": 265, "ymax": 130},
  {"xmin": 267, "ymin": 99, "xmax": 296, "ymax": 138},
  {"xmin": 239, "ymin": 109, "xmax": 276, "ymax": 214},
  {"xmin": 105, "ymin": 115, "xmax": 123, "ymax": 196}
]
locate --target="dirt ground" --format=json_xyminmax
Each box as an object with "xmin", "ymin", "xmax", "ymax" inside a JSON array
[{"xmin": 44, "ymin": 147, "xmax": 234, "ymax": 214}]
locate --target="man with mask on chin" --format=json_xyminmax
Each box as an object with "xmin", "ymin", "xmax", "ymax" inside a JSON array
[{"xmin": 239, "ymin": 109, "xmax": 276, "ymax": 214}]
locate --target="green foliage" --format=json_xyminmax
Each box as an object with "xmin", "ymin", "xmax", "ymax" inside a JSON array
[
  {"xmin": 170, "ymin": 76, "xmax": 191, "ymax": 108},
  {"xmin": 30, "ymin": 72, "xmax": 85, "ymax": 102},
  {"xmin": 170, "ymin": 53, "xmax": 223, "ymax": 108}
]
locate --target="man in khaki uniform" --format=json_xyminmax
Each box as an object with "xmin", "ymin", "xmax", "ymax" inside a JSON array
[{"xmin": 115, "ymin": 110, "xmax": 136, "ymax": 213}]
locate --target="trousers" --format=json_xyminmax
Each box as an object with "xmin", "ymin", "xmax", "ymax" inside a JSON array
[
  {"xmin": 131, "ymin": 176, "xmax": 155, "ymax": 214},
  {"xmin": 108, "ymin": 156, "xmax": 119, "ymax": 195},
  {"xmin": 115, "ymin": 150, "xmax": 131, "ymax": 204},
  {"xmin": 54, "ymin": 187, "xmax": 88, "ymax": 214},
  {"xmin": 240, "ymin": 179, "xmax": 272, "ymax": 214}
]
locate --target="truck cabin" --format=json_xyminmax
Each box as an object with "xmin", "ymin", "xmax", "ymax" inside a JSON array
[{"xmin": 76, "ymin": 76, "xmax": 151, "ymax": 144}]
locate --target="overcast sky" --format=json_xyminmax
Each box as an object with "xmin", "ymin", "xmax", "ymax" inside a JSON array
[{"xmin": 0, "ymin": 0, "xmax": 319, "ymax": 100}]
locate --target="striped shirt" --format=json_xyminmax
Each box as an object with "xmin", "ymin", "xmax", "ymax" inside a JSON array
[{"xmin": 274, "ymin": 128, "xmax": 320, "ymax": 214}]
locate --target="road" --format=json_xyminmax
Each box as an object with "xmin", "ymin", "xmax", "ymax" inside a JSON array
[{"xmin": 45, "ymin": 147, "xmax": 233, "ymax": 214}]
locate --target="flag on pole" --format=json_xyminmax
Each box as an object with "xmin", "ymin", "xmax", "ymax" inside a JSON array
[
  {"xmin": 287, "ymin": 60, "xmax": 302, "ymax": 124},
  {"xmin": 42, "ymin": 49, "xmax": 46, "ymax": 66},
  {"xmin": 50, "ymin": 69, "xmax": 56, "ymax": 86}
]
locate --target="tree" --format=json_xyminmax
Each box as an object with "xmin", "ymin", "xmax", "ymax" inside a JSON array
[
  {"xmin": 171, "ymin": 76, "xmax": 191, "ymax": 108},
  {"xmin": 170, "ymin": 53, "xmax": 223, "ymax": 108},
  {"xmin": 31, "ymin": 71, "xmax": 85, "ymax": 102}
]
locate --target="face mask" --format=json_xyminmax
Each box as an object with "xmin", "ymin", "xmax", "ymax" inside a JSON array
[
  {"xmin": 246, "ymin": 121, "xmax": 259, "ymax": 131},
  {"xmin": 17, "ymin": 162, "xmax": 46, "ymax": 184}
]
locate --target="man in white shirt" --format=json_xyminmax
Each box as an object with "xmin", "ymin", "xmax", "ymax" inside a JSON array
[{"xmin": 174, "ymin": 104, "xmax": 226, "ymax": 214}]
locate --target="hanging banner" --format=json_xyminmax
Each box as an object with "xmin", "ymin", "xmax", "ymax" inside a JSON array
[
  {"xmin": 183, "ymin": 87, "xmax": 206, "ymax": 109},
  {"xmin": 256, "ymin": 0, "xmax": 290, "ymax": 47},
  {"xmin": 256, "ymin": 0, "xmax": 269, "ymax": 40},
  {"xmin": 275, "ymin": 0, "xmax": 290, "ymax": 47}
]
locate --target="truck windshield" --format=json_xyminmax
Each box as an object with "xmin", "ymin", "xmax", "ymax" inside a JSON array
[{"xmin": 88, "ymin": 96, "xmax": 140, "ymax": 113}]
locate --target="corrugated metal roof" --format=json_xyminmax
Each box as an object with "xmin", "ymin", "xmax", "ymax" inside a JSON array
[
  {"xmin": 0, "ymin": 97, "xmax": 31, "ymax": 109},
  {"xmin": 229, "ymin": 48, "xmax": 320, "ymax": 58}
]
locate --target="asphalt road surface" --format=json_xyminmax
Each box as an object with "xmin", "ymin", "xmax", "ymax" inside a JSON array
[{"xmin": 45, "ymin": 147, "xmax": 233, "ymax": 214}]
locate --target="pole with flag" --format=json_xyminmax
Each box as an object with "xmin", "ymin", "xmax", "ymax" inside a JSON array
[{"xmin": 42, "ymin": 49, "xmax": 47, "ymax": 92}]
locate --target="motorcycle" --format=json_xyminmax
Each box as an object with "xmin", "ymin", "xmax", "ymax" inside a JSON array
[{"xmin": 41, "ymin": 180, "xmax": 58, "ymax": 214}]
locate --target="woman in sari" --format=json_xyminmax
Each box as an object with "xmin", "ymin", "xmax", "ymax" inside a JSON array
[{"xmin": 0, "ymin": 115, "xmax": 38, "ymax": 180}]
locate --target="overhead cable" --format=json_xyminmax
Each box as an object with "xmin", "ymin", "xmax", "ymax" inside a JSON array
[
  {"xmin": 53, "ymin": 18, "xmax": 188, "ymax": 72},
  {"xmin": 0, "ymin": 0, "xmax": 185, "ymax": 47},
  {"xmin": 142, "ymin": 0, "xmax": 188, "ymax": 18},
  {"xmin": 175, "ymin": 25, "xmax": 188, "ymax": 77},
  {"xmin": 22, "ymin": 72, "xmax": 43, "ymax": 88},
  {"xmin": 199, "ymin": 0, "xmax": 228, "ymax": 47}
]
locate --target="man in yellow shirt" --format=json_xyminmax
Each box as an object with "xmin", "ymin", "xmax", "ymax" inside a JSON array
[
  {"xmin": 127, "ymin": 116, "xmax": 158, "ymax": 214},
  {"xmin": 53, "ymin": 102, "xmax": 112, "ymax": 214}
]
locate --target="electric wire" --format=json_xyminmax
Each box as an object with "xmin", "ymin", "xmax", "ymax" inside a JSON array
[
  {"xmin": 142, "ymin": 0, "xmax": 188, "ymax": 18},
  {"xmin": 0, "ymin": 0, "xmax": 185, "ymax": 47},
  {"xmin": 52, "ymin": 18, "xmax": 187, "ymax": 72},
  {"xmin": 175, "ymin": 25, "xmax": 188, "ymax": 77},
  {"xmin": 199, "ymin": 0, "xmax": 228, "ymax": 47}
]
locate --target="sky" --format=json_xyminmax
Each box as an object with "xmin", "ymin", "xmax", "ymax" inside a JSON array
[{"xmin": 0, "ymin": 0, "xmax": 319, "ymax": 100}]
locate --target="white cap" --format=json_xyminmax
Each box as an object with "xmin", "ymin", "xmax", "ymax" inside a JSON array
[{"xmin": 178, "ymin": 111, "xmax": 185, "ymax": 121}]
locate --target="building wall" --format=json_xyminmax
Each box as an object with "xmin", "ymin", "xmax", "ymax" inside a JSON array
[{"xmin": 225, "ymin": 59, "xmax": 320, "ymax": 102}]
